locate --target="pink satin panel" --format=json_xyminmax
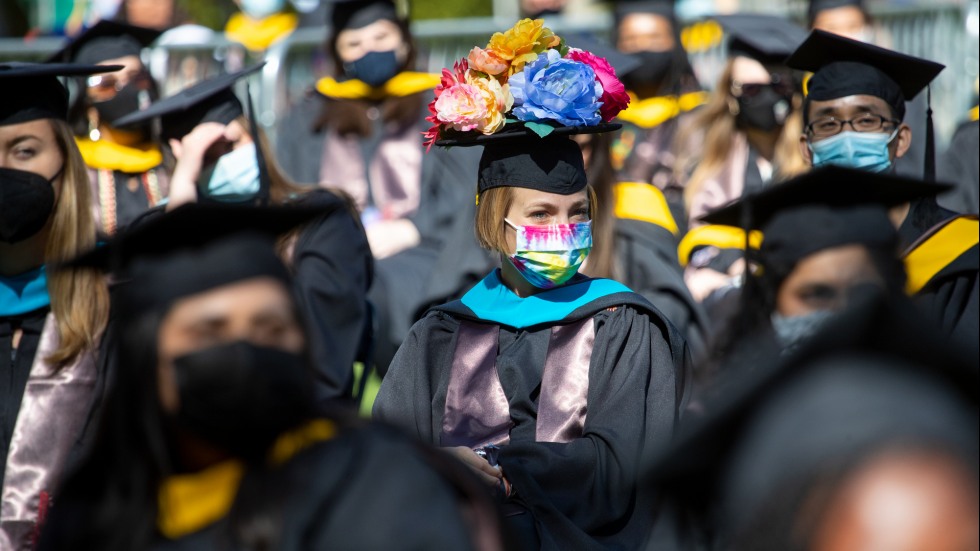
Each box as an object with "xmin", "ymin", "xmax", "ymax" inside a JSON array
[
  {"xmin": 536, "ymin": 318, "xmax": 594, "ymax": 443},
  {"xmin": 440, "ymin": 322, "xmax": 512, "ymax": 449},
  {"xmin": 1, "ymin": 315, "xmax": 98, "ymax": 550},
  {"xmin": 319, "ymin": 123, "xmax": 422, "ymax": 221}
]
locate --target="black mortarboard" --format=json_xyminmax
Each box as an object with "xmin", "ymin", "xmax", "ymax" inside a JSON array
[
  {"xmin": 0, "ymin": 62, "xmax": 122, "ymax": 126},
  {"xmin": 701, "ymin": 166, "xmax": 950, "ymax": 270},
  {"xmin": 645, "ymin": 289, "xmax": 978, "ymax": 545},
  {"xmin": 712, "ymin": 14, "xmax": 808, "ymax": 66},
  {"xmin": 788, "ymin": 29, "xmax": 943, "ymax": 115},
  {"xmin": 114, "ymin": 63, "xmax": 264, "ymax": 142},
  {"xmin": 564, "ymin": 33, "xmax": 642, "ymax": 78},
  {"xmin": 700, "ymin": 165, "xmax": 950, "ymax": 230},
  {"xmin": 807, "ymin": 0, "xmax": 865, "ymax": 21},
  {"xmin": 328, "ymin": 0, "xmax": 399, "ymax": 32},
  {"xmin": 612, "ymin": 0, "xmax": 675, "ymax": 20},
  {"xmin": 47, "ymin": 20, "xmax": 161, "ymax": 64},
  {"xmin": 64, "ymin": 203, "xmax": 338, "ymax": 314}
]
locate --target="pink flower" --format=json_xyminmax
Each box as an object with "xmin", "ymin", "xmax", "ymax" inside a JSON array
[
  {"xmin": 467, "ymin": 47, "xmax": 509, "ymax": 77},
  {"xmin": 424, "ymin": 59, "xmax": 471, "ymax": 150},
  {"xmin": 567, "ymin": 48, "xmax": 630, "ymax": 121},
  {"xmin": 434, "ymin": 83, "xmax": 489, "ymax": 132}
]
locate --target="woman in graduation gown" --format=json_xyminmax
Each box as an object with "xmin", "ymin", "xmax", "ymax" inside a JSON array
[
  {"xmin": 0, "ymin": 62, "xmax": 114, "ymax": 550},
  {"xmin": 674, "ymin": 15, "xmax": 808, "ymax": 304},
  {"xmin": 276, "ymin": 0, "xmax": 490, "ymax": 371},
  {"xmin": 114, "ymin": 65, "xmax": 373, "ymax": 405},
  {"xmin": 374, "ymin": 26, "xmax": 691, "ymax": 547},
  {"xmin": 52, "ymin": 20, "xmax": 169, "ymax": 235},
  {"xmin": 38, "ymin": 204, "xmax": 508, "ymax": 551}
]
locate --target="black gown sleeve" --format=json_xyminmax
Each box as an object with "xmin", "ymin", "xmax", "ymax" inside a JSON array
[
  {"xmin": 914, "ymin": 263, "xmax": 980, "ymax": 357},
  {"xmin": 497, "ymin": 306, "xmax": 685, "ymax": 550},
  {"xmin": 290, "ymin": 198, "xmax": 373, "ymax": 404}
]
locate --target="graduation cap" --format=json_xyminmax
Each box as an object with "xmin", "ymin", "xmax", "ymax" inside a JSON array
[
  {"xmin": 711, "ymin": 14, "xmax": 808, "ymax": 66},
  {"xmin": 700, "ymin": 166, "xmax": 951, "ymax": 269},
  {"xmin": 645, "ymin": 288, "xmax": 978, "ymax": 546},
  {"xmin": 114, "ymin": 63, "xmax": 264, "ymax": 142},
  {"xmin": 786, "ymin": 30, "xmax": 945, "ymax": 179},
  {"xmin": 0, "ymin": 62, "xmax": 123, "ymax": 126},
  {"xmin": 47, "ymin": 20, "xmax": 161, "ymax": 64},
  {"xmin": 63, "ymin": 202, "xmax": 339, "ymax": 314},
  {"xmin": 328, "ymin": 0, "xmax": 399, "ymax": 32}
]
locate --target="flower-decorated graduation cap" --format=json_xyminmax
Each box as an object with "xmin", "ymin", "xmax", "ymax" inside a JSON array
[
  {"xmin": 786, "ymin": 29, "xmax": 945, "ymax": 179},
  {"xmin": 47, "ymin": 19, "xmax": 161, "ymax": 64},
  {"xmin": 0, "ymin": 62, "xmax": 123, "ymax": 125},
  {"xmin": 425, "ymin": 19, "xmax": 628, "ymax": 196},
  {"xmin": 63, "ymin": 202, "xmax": 338, "ymax": 315},
  {"xmin": 700, "ymin": 165, "xmax": 951, "ymax": 270}
]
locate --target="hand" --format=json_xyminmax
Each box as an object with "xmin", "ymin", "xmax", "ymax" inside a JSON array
[
  {"xmin": 166, "ymin": 123, "xmax": 230, "ymax": 210},
  {"xmin": 365, "ymin": 219, "xmax": 420, "ymax": 259},
  {"xmin": 444, "ymin": 446, "xmax": 503, "ymax": 488}
]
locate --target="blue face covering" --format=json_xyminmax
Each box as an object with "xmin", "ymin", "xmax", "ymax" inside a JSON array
[
  {"xmin": 808, "ymin": 130, "xmax": 897, "ymax": 173},
  {"xmin": 203, "ymin": 143, "xmax": 261, "ymax": 202},
  {"xmin": 344, "ymin": 50, "xmax": 401, "ymax": 88}
]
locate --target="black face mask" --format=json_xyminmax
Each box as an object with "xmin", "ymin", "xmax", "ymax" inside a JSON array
[
  {"xmin": 343, "ymin": 49, "xmax": 402, "ymax": 88},
  {"xmin": 623, "ymin": 49, "xmax": 675, "ymax": 92},
  {"xmin": 0, "ymin": 166, "xmax": 59, "ymax": 244},
  {"xmin": 735, "ymin": 86, "xmax": 793, "ymax": 132},
  {"xmin": 171, "ymin": 341, "xmax": 314, "ymax": 460},
  {"xmin": 93, "ymin": 79, "xmax": 157, "ymax": 129}
]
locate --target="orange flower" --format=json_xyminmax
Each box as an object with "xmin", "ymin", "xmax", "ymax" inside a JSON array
[
  {"xmin": 486, "ymin": 18, "xmax": 560, "ymax": 75},
  {"xmin": 467, "ymin": 47, "xmax": 509, "ymax": 77}
]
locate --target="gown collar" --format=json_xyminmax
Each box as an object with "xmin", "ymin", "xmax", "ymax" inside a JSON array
[{"xmin": 0, "ymin": 265, "xmax": 50, "ymax": 317}]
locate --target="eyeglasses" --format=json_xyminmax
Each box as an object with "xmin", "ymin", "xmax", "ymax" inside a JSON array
[
  {"xmin": 806, "ymin": 114, "xmax": 900, "ymax": 139},
  {"xmin": 86, "ymin": 70, "xmax": 153, "ymax": 99}
]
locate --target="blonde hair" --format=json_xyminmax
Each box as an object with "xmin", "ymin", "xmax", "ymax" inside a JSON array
[
  {"xmin": 47, "ymin": 119, "xmax": 110, "ymax": 366},
  {"xmin": 474, "ymin": 185, "xmax": 598, "ymax": 254},
  {"xmin": 677, "ymin": 59, "xmax": 807, "ymax": 211}
]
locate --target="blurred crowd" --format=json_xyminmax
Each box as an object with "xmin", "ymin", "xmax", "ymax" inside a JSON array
[{"xmin": 0, "ymin": 0, "xmax": 978, "ymax": 550}]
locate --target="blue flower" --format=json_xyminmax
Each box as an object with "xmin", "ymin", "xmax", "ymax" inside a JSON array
[{"xmin": 509, "ymin": 49, "xmax": 603, "ymax": 127}]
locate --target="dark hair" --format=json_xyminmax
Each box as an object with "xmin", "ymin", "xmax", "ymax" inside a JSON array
[
  {"xmin": 313, "ymin": 17, "xmax": 422, "ymax": 137},
  {"xmin": 38, "ymin": 309, "xmax": 172, "ymax": 551}
]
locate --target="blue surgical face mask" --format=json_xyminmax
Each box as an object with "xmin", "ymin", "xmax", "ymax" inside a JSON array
[
  {"xmin": 808, "ymin": 129, "xmax": 898, "ymax": 173},
  {"xmin": 202, "ymin": 143, "xmax": 260, "ymax": 202}
]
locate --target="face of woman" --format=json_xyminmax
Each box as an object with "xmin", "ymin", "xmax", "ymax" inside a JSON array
[
  {"xmin": 335, "ymin": 19, "xmax": 407, "ymax": 64},
  {"xmin": 0, "ymin": 119, "xmax": 65, "ymax": 198},
  {"xmin": 616, "ymin": 12, "xmax": 675, "ymax": 53},
  {"xmin": 155, "ymin": 278, "xmax": 305, "ymax": 413},
  {"xmin": 504, "ymin": 187, "xmax": 590, "ymax": 254},
  {"xmin": 775, "ymin": 244, "xmax": 884, "ymax": 317}
]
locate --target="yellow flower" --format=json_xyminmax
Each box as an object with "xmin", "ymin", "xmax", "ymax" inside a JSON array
[
  {"xmin": 486, "ymin": 18, "xmax": 560, "ymax": 75},
  {"xmin": 466, "ymin": 70, "xmax": 514, "ymax": 134}
]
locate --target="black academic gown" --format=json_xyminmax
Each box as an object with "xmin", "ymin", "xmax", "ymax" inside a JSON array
[
  {"xmin": 288, "ymin": 190, "xmax": 373, "ymax": 403},
  {"xmin": 374, "ymin": 271, "xmax": 690, "ymax": 550},
  {"xmin": 615, "ymin": 218, "xmax": 710, "ymax": 362},
  {"xmin": 937, "ymin": 119, "xmax": 979, "ymax": 215},
  {"xmin": 899, "ymin": 198, "xmax": 980, "ymax": 355},
  {"xmin": 39, "ymin": 423, "xmax": 504, "ymax": 551}
]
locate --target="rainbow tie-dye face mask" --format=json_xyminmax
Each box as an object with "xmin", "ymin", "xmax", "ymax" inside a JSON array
[{"xmin": 505, "ymin": 219, "xmax": 592, "ymax": 289}]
